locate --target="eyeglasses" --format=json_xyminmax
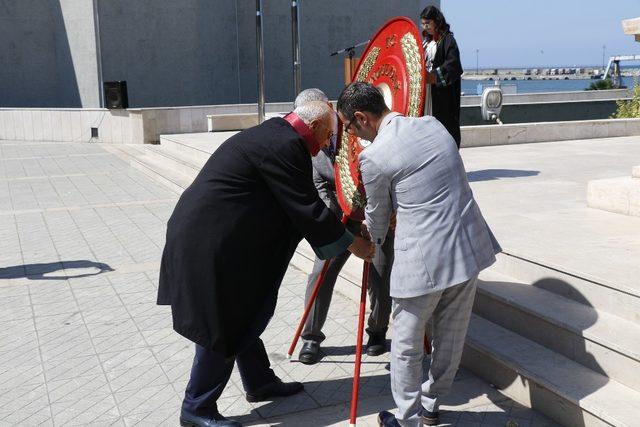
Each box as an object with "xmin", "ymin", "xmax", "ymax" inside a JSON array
[{"xmin": 344, "ymin": 118, "xmax": 355, "ymax": 134}]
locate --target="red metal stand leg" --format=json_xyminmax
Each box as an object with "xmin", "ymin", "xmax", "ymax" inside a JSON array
[
  {"xmin": 287, "ymin": 258, "xmax": 332, "ymax": 358},
  {"xmin": 288, "ymin": 216, "xmax": 348, "ymax": 358},
  {"xmin": 349, "ymin": 261, "xmax": 370, "ymax": 426}
]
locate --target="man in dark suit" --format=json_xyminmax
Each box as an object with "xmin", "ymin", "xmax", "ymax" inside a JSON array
[
  {"xmin": 293, "ymin": 89, "xmax": 393, "ymax": 365},
  {"xmin": 158, "ymin": 101, "xmax": 374, "ymax": 427}
]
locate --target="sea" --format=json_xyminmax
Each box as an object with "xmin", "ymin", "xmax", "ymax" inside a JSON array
[{"xmin": 461, "ymin": 76, "xmax": 637, "ymax": 96}]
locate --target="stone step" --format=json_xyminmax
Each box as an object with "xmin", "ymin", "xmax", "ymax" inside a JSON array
[
  {"xmin": 476, "ymin": 270, "xmax": 640, "ymax": 391},
  {"xmin": 291, "ymin": 240, "xmax": 364, "ymax": 304},
  {"xmin": 100, "ymin": 143, "xmax": 148, "ymax": 163},
  {"xmin": 489, "ymin": 252, "xmax": 640, "ymax": 324},
  {"xmin": 129, "ymin": 153, "xmax": 192, "ymax": 195},
  {"xmin": 207, "ymin": 112, "xmax": 282, "ymax": 132},
  {"xmin": 587, "ymin": 176, "xmax": 640, "ymax": 217},
  {"xmin": 145, "ymin": 145, "xmax": 201, "ymax": 181},
  {"xmin": 159, "ymin": 132, "xmax": 234, "ymax": 166},
  {"xmin": 463, "ymin": 315, "xmax": 640, "ymax": 427}
]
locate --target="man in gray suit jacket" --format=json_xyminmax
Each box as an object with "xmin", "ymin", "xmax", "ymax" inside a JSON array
[
  {"xmin": 294, "ymin": 89, "xmax": 393, "ymax": 365},
  {"xmin": 336, "ymin": 83, "xmax": 501, "ymax": 427}
]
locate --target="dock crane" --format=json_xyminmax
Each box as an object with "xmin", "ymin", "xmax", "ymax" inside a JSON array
[{"xmin": 602, "ymin": 55, "xmax": 640, "ymax": 87}]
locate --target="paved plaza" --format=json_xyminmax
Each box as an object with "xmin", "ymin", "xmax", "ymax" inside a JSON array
[{"xmin": 0, "ymin": 139, "xmax": 558, "ymax": 426}]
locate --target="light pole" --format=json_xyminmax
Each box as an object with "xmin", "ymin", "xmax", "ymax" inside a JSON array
[
  {"xmin": 92, "ymin": 0, "xmax": 104, "ymax": 108},
  {"xmin": 255, "ymin": 0, "xmax": 265, "ymax": 123},
  {"xmin": 602, "ymin": 45, "xmax": 606, "ymax": 71},
  {"xmin": 475, "ymin": 49, "xmax": 479, "ymax": 75},
  {"xmin": 291, "ymin": 0, "xmax": 301, "ymax": 96}
]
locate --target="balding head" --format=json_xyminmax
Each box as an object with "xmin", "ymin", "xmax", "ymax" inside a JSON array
[
  {"xmin": 293, "ymin": 101, "xmax": 336, "ymax": 154},
  {"xmin": 293, "ymin": 101, "xmax": 334, "ymax": 125},
  {"xmin": 294, "ymin": 88, "xmax": 329, "ymax": 109},
  {"xmin": 294, "ymin": 101, "xmax": 332, "ymax": 125}
]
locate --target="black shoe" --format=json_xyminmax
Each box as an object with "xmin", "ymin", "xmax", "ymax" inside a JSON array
[
  {"xmin": 298, "ymin": 340, "xmax": 320, "ymax": 365},
  {"xmin": 421, "ymin": 408, "xmax": 440, "ymax": 426},
  {"xmin": 366, "ymin": 334, "xmax": 387, "ymax": 356},
  {"xmin": 245, "ymin": 378, "xmax": 304, "ymax": 402},
  {"xmin": 377, "ymin": 410, "xmax": 401, "ymax": 426},
  {"xmin": 179, "ymin": 409, "xmax": 242, "ymax": 427}
]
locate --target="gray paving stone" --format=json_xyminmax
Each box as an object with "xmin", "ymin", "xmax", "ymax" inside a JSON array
[
  {"xmin": 44, "ymin": 355, "xmax": 105, "ymax": 382},
  {"xmin": 86, "ymin": 318, "xmax": 140, "ymax": 339},
  {"xmin": 46, "ymin": 373, "xmax": 112, "ymax": 404},
  {"xmin": 92, "ymin": 331, "xmax": 148, "ymax": 354},
  {"xmin": 0, "ymin": 347, "xmax": 41, "ymax": 369},
  {"xmin": 0, "ymin": 362, "xmax": 44, "ymax": 391},
  {"xmin": 32, "ymin": 300, "xmax": 79, "ymax": 318},
  {"xmin": 50, "ymin": 395, "xmax": 120, "ymax": 425},
  {"xmin": 99, "ymin": 348, "xmax": 158, "ymax": 373},
  {"xmin": 113, "ymin": 384, "xmax": 180, "ymax": 417},
  {"xmin": 122, "ymin": 407, "xmax": 180, "ymax": 426},
  {"xmin": 106, "ymin": 364, "xmax": 172, "ymax": 394},
  {"xmin": 0, "ymin": 406, "xmax": 53, "ymax": 426},
  {"xmin": 0, "ymin": 140, "xmax": 561, "ymax": 426},
  {"xmin": 0, "ymin": 383, "xmax": 49, "ymax": 413}
]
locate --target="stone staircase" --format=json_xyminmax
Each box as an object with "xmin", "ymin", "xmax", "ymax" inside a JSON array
[
  {"xmin": 466, "ymin": 252, "xmax": 640, "ymax": 426},
  {"xmin": 104, "ymin": 132, "xmax": 231, "ymax": 194},
  {"xmin": 294, "ymin": 241, "xmax": 640, "ymax": 426},
  {"xmin": 108, "ymin": 134, "xmax": 640, "ymax": 426},
  {"xmin": 588, "ymin": 165, "xmax": 640, "ymax": 217}
]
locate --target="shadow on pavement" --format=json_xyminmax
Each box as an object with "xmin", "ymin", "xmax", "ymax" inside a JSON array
[
  {"xmin": 236, "ymin": 368, "xmax": 530, "ymax": 426},
  {"xmin": 467, "ymin": 169, "xmax": 540, "ymax": 182},
  {"xmin": 0, "ymin": 260, "xmax": 114, "ymax": 280}
]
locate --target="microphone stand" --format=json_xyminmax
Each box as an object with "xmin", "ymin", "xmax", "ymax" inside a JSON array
[{"xmin": 330, "ymin": 40, "xmax": 370, "ymax": 85}]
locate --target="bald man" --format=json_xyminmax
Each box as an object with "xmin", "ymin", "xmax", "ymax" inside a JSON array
[{"xmin": 158, "ymin": 101, "xmax": 374, "ymax": 427}]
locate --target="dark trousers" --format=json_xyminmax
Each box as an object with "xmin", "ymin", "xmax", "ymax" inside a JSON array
[
  {"xmin": 302, "ymin": 230, "xmax": 393, "ymax": 343},
  {"xmin": 182, "ymin": 338, "xmax": 277, "ymax": 416}
]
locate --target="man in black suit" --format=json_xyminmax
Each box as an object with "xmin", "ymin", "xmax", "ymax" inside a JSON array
[
  {"xmin": 294, "ymin": 89, "xmax": 393, "ymax": 365},
  {"xmin": 158, "ymin": 101, "xmax": 374, "ymax": 427}
]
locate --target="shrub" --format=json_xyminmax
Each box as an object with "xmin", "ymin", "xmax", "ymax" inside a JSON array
[
  {"xmin": 612, "ymin": 77, "xmax": 640, "ymax": 119},
  {"xmin": 586, "ymin": 78, "xmax": 614, "ymax": 90}
]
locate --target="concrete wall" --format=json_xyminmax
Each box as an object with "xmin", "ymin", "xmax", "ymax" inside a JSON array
[
  {"xmin": 59, "ymin": 0, "xmax": 101, "ymax": 108},
  {"xmin": 461, "ymin": 99, "xmax": 624, "ymax": 126},
  {"xmin": 1, "ymin": 0, "xmax": 435, "ymax": 108},
  {"xmin": 460, "ymin": 118, "xmax": 640, "ymax": 148},
  {"xmin": 99, "ymin": 0, "xmax": 434, "ymax": 107},
  {"xmin": 3, "ymin": 104, "xmax": 640, "ymax": 146},
  {"xmin": 0, "ymin": 107, "xmax": 144, "ymax": 144},
  {"xmin": 0, "ymin": 0, "xmax": 94, "ymax": 107},
  {"xmin": 97, "ymin": 0, "xmax": 240, "ymax": 108},
  {"xmin": 460, "ymin": 89, "xmax": 633, "ymax": 107},
  {"xmin": 238, "ymin": 0, "xmax": 437, "ymax": 104},
  {"xmin": 0, "ymin": 102, "xmax": 293, "ymax": 144}
]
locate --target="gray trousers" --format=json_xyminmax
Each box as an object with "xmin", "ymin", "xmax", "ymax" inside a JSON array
[
  {"xmin": 301, "ymin": 228, "xmax": 393, "ymax": 343},
  {"xmin": 391, "ymin": 277, "xmax": 478, "ymax": 426}
]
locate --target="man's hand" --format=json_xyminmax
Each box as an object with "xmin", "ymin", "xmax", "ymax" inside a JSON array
[
  {"xmin": 360, "ymin": 222, "xmax": 371, "ymax": 240},
  {"xmin": 389, "ymin": 212, "xmax": 396, "ymax": 233},
  {"xmin": 425, "ymin": 71, "xmax": 437, "ymax": 84},
  {"xmin": 348, "ymin": 235, "xmax": 375, "ymax": 262}
]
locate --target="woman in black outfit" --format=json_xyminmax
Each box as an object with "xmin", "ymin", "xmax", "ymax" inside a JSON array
[{"xmin": 421, "ymin": 6, "xmax": 463, "ymax": 148}]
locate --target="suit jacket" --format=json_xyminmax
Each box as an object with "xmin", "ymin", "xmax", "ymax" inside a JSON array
[
  {"xmin": 157, "ymin": 118, "xmax": 352, "ymax": 356},
  {"xmin": 312, "ymin": 149, "xmax": 341, "ymax": 216},
  {"xmin": 359, "ymin": 112, "xmax": 501, "ymax": 298}
]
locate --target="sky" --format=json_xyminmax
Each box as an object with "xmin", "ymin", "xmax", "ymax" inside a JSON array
[{"xmin": 441, "ymin": 0, "xmax": 640, "ymax": 69}]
